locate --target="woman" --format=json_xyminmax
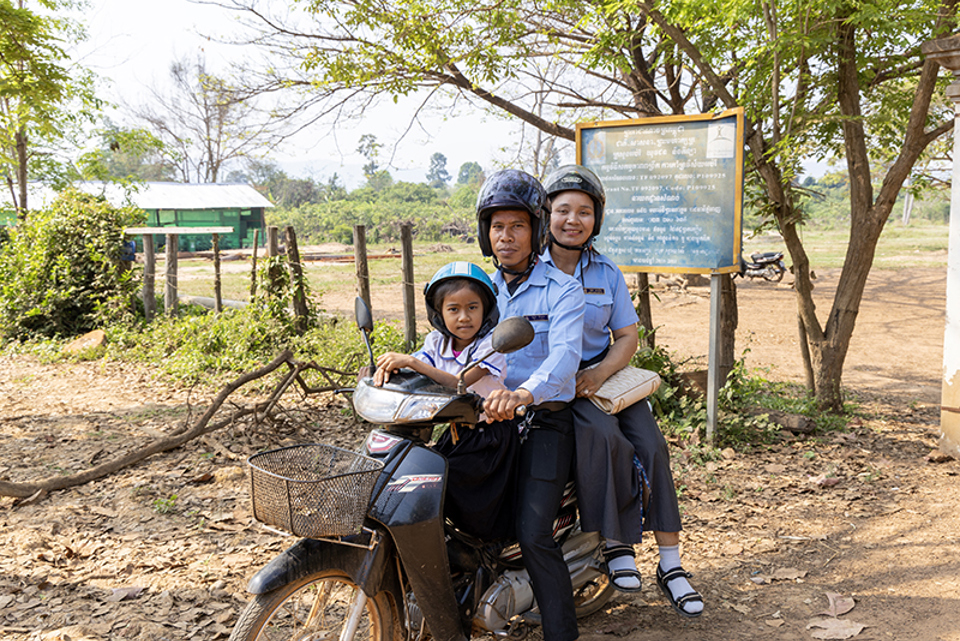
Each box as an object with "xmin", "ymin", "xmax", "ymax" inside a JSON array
[{"xmin": 541, "ymin": 165, "xmax": 703, "ymax": 618}]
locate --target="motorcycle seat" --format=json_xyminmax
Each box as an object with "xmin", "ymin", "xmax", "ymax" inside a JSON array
[{"xmin": 750, "ymin": 251, "xmax": 783, "ymax": 261}]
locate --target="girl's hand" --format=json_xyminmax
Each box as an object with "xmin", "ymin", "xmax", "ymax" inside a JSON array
[
  {"xmin": 575, "ymin": 367, "xmax": 607, "ymax": 398},
  {"xmin": 374, "ymin": 352, "xmax": 415, "ymax": 386}
]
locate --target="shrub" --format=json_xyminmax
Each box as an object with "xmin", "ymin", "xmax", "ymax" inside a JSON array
[{"xmin": 0, "ymin": 189, "xmax": 145, "ymax": 340}]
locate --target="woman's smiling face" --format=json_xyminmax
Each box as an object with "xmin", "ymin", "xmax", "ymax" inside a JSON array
[{"xmin": 549, "ymin": 190, "xmax": 595, "ymax": 247}]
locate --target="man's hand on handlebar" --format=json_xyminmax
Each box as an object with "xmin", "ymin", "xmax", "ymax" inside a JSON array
[{"xmin": 483, "ymin": 388, "xmax": 534, "ymax": 423}]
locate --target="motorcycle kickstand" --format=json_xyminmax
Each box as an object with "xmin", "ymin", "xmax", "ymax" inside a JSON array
[{"xmin": 493, "ymin": 617, "xmax": 530, "ymax": 641}]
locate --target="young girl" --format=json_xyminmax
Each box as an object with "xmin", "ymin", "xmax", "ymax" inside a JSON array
[{"xmin": 373, "ymin": 261, "xmax": 518, "ymax": 540}]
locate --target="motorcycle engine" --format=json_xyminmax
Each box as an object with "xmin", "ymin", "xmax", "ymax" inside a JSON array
[{"xmin": 474, "ymin": 570, "xmax": 535, "ymax": 631}]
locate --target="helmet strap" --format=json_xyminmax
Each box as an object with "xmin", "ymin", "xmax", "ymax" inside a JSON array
[{"xmin": 493, "ymin": 253, "xmax": 538, "ymax": 280}]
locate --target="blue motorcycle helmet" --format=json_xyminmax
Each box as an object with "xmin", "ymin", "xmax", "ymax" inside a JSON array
[
  {"xmin": 475, "ymin": 169, "xmax": 549, "ymax": 261},
  {"xmin": 424, "ymin": 261, "xmax": 500, "ymax": 341}
]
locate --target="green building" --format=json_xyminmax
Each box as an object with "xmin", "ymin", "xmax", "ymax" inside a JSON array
[{"xmin": 1, "ymin": 182, "xmax": 273, "ymax": 251}]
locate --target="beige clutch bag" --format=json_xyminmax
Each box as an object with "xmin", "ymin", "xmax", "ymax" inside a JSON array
[{"xmin": 588, "ymin": 365, "xmax": 662, "ymax": 415}]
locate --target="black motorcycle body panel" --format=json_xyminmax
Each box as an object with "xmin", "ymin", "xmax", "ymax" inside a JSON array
[{"xmin": 368, "ymin": 441, "xmax": 466, "ymax": 641}]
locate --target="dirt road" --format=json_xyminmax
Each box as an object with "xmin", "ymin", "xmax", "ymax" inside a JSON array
[{"xmin": 0, "ymin": 268, "xmax": 957, "ymax": 641}]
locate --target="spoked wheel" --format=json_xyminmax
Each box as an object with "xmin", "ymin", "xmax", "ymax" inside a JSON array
[
  {"xmin": 762, "ymin": 265, "xmax": 785, "ymax": 283},
  {"xmin": 573, "ymin": 573, "xmax": 615, "ymax": 618},
  {"xmin": 229, "ymin": 569, "xmax": 396, "ymax": 641}
]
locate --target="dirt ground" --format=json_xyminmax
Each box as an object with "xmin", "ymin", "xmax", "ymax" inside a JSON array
[{"xmin": 1, "ymin": 267, "xmax": 957, "ymax": 641}]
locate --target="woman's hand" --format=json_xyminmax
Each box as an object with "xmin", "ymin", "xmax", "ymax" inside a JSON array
[
  {"xmin": 373, "ymin": 352, "xmax": 416, "ymax": 386},
  {"xmin": 483, "ymin": 388, "xmax": 534, "ymax": 422},
  {"xmin": 575, "ymin": 367, "xmax": 607, "ymax": 398}
]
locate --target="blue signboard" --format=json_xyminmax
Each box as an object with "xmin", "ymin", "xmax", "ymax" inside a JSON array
[{"xmin": 576, "ymin": 109, "xmax": 744, "ymax": 273}]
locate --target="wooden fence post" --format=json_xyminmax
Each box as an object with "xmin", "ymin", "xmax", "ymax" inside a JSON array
[
  {"xmin": 354, "ymin": 225, "xmax": 371, "ymax": 311},
  {"xmin": 401, "ymin": 223, "xmax": 416, "ymax": 350},
  {"xmin": 250, "ymin": 228, "xmax": 260, "ymax": 301},
  {"xmin": 266, "ymin": 226, "xmax": 282, "ymax": 295},
  {"xmin": 213, "ymin": 233, "xmax": 222, "ymax": 314},
  {"xmin": 285, "ymin": 226, "xmax": 309, "ymax": 332},
  {"xmin": 165, "ymin": 233, "xmax": 178, "ymax": 317},
  {"xmin": 143, "ymin": 234, "xmax": 156, "ymax": 322},
  {"xmin": 266, "ymin": 226, "xmax": 279, "ymax": 257}
]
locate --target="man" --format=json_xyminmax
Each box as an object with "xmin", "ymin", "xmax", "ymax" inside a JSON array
[{"xmin": 477, "ymin": 169, "xmax": 585, "ymax": 641}]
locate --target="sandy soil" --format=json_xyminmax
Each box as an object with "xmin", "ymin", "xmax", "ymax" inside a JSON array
[{"xmin": 1, "ymin": 267, "xmax": 957, "ymax": 641}]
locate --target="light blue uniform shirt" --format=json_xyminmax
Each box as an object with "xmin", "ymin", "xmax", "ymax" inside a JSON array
[
  {"xmin": 542, "ymin": 247, "xmax": 639, "ymax": 362},
  {"xmin": 491, "ymin": 258, "xmax": 585, "ymax": 405}
]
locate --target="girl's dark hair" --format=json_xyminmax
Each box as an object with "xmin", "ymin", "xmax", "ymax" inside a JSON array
[{"xmin": 431, "ymin": 278, "xmax": 490, "ymax": 315}]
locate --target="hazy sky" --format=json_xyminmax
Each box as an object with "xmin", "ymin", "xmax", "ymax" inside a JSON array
[{"xmin": 75, "ymin": 0, "xmax": 522, "ymax": 187}]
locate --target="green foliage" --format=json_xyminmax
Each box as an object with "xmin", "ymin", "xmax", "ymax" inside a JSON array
[
  {"xmin": 426, "ymin": 152, "xmax": 451, "ymax": 188},
  {"xmin": 456, "ymin": 162, "xmax": 484, "ymax": 187},
  {"xmin": 152, "ymin": 494, "xmax": 178, "ymax": 514},
  {"xmin": 0, "ymin": 0, "xmax": 101, "ymax": 212},
  {"xmin": 76, "ymin": 120, "xmax": 175, "ymax": 183},
  {"xmin": 633, "ymin": 328, "xmax": 845, "ymax": 450},
  {"xmin": 0, "ymin": 188, "xmax": 145, "ymax": 340},
  {"xmin": 266, "ymin": 182, "xmax": 473, "ymax": 245},
  {"xmin": 105, "ymin": 299, "xmax": 408, "ymax": 388}
]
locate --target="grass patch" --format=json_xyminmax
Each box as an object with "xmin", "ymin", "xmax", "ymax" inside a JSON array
[{"xmin": 744, "ymin": 222, "xmax": 949, "ymax": 270}]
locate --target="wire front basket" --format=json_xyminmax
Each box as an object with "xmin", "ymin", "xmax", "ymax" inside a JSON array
[{"xmin": 248, "ymin": 444, "xmax": 384, "ymax": 538}]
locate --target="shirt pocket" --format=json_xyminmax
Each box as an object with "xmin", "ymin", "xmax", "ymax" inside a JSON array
[
  {"xmin": 583, "ymin": 292, "xmax": 614, "ymax": 335},
  {"xmin": 522, "ymin": 318, "xmax": 551, "ymax": 360}
]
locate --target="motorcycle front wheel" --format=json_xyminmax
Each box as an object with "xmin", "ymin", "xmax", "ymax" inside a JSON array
[{"xmin": 229, "ymin": 569, "xmax": 397, "ymax": 641}]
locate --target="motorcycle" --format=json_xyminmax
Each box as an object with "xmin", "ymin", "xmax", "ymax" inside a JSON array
[
  {"xmin": 736, "ymin": 251, "xmax": 787, "ymax": 282},
  {"xmin": 229, "ymin": 297, "xmax": 614, "ymax": 641}
]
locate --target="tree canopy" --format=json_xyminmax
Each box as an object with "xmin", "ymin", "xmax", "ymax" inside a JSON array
[
  {"xmin": 217, "ymin": 0, "xmax": 957, "ymax": 410},
  {"xmin": 0, "ymin": 0, "xmax": 98, "ymax": 216}
]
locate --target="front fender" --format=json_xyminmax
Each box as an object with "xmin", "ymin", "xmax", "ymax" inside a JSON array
[{"xmin": 246, "ymin": 532, "xmax": 400, "ymax": 607}]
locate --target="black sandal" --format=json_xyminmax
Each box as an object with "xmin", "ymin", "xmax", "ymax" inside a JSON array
[
  {"xmin": 603, "ymin": 545, "xmax": 642, "ymax": 593},
  {"xmin": 656, "ymin": 565, "xmax": 703, "ymax": 618}
]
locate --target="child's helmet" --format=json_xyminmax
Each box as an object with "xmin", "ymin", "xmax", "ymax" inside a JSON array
[
  {"xmin": 424, "ymin": 262, "xmax": 500, "ymax": 341},
  {"xmin": 476, "ymin": 169, "xmax": 548, "ymax": 258},
  {"xmin": 543, "ymin": 164, "xmax": 606, "ymax": 249}
]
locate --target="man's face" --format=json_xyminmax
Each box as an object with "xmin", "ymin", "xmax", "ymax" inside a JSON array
[{"xmin": 489, "ymin": 209, "xmax": 533, "ymax": 274}]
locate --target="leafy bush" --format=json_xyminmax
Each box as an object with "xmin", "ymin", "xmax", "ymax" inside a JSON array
[
  {"xmin": 0, "ymin": 189, "xmax": 145, "ymax": 340},
  {"xmin": 107, "ymin": 303, "xmax": 409, "ymax": 388},
  {"xmin": 632, "ymin": 329, "xmax": 843, "ymax": 450}
]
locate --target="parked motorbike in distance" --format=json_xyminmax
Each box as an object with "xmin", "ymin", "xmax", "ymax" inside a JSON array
[
  {"xmin": 737, "ymin": 251, "xmax": 787, "ymax": 282},
  {"xmin": 228, "ymin": 297, "xmax": 614, "ymax": 641}
]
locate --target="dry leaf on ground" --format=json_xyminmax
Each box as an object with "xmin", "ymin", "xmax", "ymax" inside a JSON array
[
  {"xmin": 809, "ymin": 474, "xmax": 843, "ymax": 488},
  {"xmin": 820, "ymin": 591, "xmax": 856, "ymax": 617},
  {"xmin": 106, "ymin": 586, "xmax": 145, "ymax": 602},
  {"xmin": 807, "ymin": 617, "xmax": 867, "ymax": 639},
  {"xmin": 772, "ymin": 567, "xmax": 807, "ymax": 580}
]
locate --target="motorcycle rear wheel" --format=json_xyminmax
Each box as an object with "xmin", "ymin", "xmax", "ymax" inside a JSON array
[
  {"xmin": 229, "ymin": 569, "xmax": 396, "ymax": 641},
  {"xmin": 762, "ymin": 265, "xmax": 784, "ymax": 283},
  {"xmin": 573, "ymin": 574, "xmax": 616, "ymax": 618}
]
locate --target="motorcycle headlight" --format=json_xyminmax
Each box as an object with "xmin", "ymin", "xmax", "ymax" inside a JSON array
[
  {"xmin": 352, "ymin": 380, "xmax": 452, "ymax": 424},
  {"xmin": 396, "ymin": 395, "xmax": 451, "ymax": 422},
  {"xmin": 352, "ymin": 380, "xmax": 405, "ymax": 423}
]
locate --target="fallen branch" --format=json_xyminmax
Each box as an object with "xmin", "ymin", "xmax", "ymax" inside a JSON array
[{"xmin": 0, "ymin": 350, "xmax": 304, "ymax": 499}]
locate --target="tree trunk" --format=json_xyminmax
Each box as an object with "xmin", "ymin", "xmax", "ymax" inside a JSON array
[
  {"xmin": 634, "ymin": 273, "xmax": 654, "ymax": 348},
  {"xmin": 15, "ymin": 127, "xmax": 27, "ymax": 219},
  {"xmin": 719, "ymin": 273, "xmax": 738, "ymax": 383}
]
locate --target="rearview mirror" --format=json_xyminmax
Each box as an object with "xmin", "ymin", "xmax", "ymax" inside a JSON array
[
  {"xmin": 355, "ymin": 297, "xmax": 374, "ymax": 333},
  {"xmin": 490, "ymin": 316, "xmax": 534, "ymax": 354}
]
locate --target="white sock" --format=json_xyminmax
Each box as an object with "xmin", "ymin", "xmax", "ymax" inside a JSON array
[
  {"xmin": 659, "ymin": 544, "xmax": 703, "ymax": 614},
  {"xmin": 605, "ymin": 541, "xmax": 640, "ymax": 589}
]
